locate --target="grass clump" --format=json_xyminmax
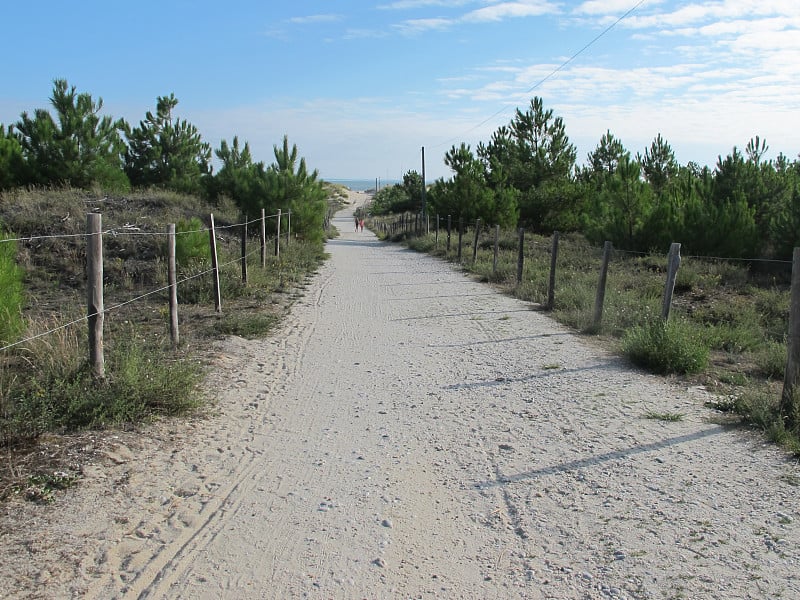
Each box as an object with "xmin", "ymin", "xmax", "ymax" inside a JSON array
[
  {"xmin": 754, "ymin": 339, "xmax": 787, "ymax": 380},
  {"xmin": 3, "ymin": 331, "xmax": 202, "ymax": 441},
  {"xmin": 622, "ymin": 318, "xmax": 709, "ymax": 375},
  {"xmin": 211, "ymin": 313, "xmax": 280, "ymax": 338},
  {"xmin": 712, "ymin": 389, "xmax": 800, "ymax": 455}
]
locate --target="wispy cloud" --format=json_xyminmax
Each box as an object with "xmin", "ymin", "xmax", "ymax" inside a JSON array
[
  {"xmin": 392, "ymin": 0, "xmax": 561, "ymax": 35},
  {"xmin": 393, "ymin": 17, "xmax": 455, "ymax": 34},
  {"xmin": 615, "ymin": 1, "xmax": 800, "ymax": 29},
  {"xmin": 343, "ymin": 28, "xmax": 392, "ymax": 39},
  {"xmin": 378, "ymin": 0, "xmax": 475, "ymax": 9},
  {"xmin": 575, "ymin": 0, "xmax": 661, "ymax": 16},
  {"xmin": 463, "ymin": 1, "xmax": 559, "ymax": 23},
  {"xmin": 288, "ymin": 14, "xmax": 343, "ymax": 25}
]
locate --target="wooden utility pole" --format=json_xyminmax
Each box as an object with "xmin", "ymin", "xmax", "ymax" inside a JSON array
[
  {"xmin": 516, "ymin": 228, "xmax": 525, "ymax": 284},
  {"xmin": 421, "ymin": 146, "xmax": 426, "ymax": 218}
]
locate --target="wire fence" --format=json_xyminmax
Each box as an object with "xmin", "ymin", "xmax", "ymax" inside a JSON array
[
  {"xmin": 371, "ymin": 211, "xmax": 800, "ymax": 424},
  {"xmin": 0, "ymin": 210, "xmax": 292, "ymax": 360}
]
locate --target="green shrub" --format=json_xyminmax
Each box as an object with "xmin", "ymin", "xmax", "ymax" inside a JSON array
[
  {"xmin": 754, "ymin": 339, "xmax": 787, "ymax": 380},
  {"xmin": 0, "ymin": 233, "xmax": 25, "ymax": 345},
  {"xmin": 175, "ymin": 217, "xmax": 210, "ymax": 266},
  {"xmin": 4, "ymin": 332, "xmax": 202, "ymax": 438},
  {"xmin": 211, "ymin": 313, "xmax": 279, "ymax": 338},
  {"xmin": 623, "ymin": 318, "xmax": 709, "ymax": 375}
]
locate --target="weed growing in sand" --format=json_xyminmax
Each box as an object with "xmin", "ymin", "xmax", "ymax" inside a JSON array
[
  {"xmin": 211, "ymin": 313, "xmax": 280, "ymax": 338},
  {"xmin": 9, "ymin": 471, "xmax": 79, "ymax": 504},
  {"xmin": 644, "ymin": 411, "xmax": 684, "ymax": 422}
]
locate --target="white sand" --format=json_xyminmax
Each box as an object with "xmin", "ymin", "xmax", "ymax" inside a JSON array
[{"xmin": 2, "ymin": 191, "xmax": 799, "ymax": 599}]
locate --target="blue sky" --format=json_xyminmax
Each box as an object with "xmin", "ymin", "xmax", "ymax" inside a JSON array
[{"xmin": 2, "ymin": 1, "xmax": 799, "ymax": 182}]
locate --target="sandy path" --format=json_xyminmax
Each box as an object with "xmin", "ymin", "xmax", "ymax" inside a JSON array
[{"xmin": 3, "ymin": 193, "xmax": 799, "ymax": 599}]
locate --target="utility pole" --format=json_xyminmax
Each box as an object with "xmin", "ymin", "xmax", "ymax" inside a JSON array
[{"xmin": 421, "ymin": 146, "xmax": 426, "ymax": 218}]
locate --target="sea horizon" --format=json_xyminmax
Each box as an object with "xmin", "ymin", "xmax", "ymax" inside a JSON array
[{"xmin": 324, "ymin": 178, "xmax": 401, "ymax": 192}]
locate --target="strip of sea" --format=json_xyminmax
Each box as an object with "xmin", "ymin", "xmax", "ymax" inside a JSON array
[{"xmin": 324, "ymin": 179, "xmax": 401, "ymax": 193}]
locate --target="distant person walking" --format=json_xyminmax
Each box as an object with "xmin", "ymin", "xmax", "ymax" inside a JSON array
[
  {"xmin": 354, "ymin": 216, "xmax": 359, "ymax": 232},
  {"xmin": 359, "ymin": 219, "xmax": 364, "ymax": 232}
]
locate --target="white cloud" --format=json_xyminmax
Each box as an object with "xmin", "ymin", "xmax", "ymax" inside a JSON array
[
  {"xmin": 394, "ymin": 17, "xmax": 455, "ymax": 34},
  {"xmin": 575, "ymin": 0, "xmax": 659, "ymax": 17},
  {"xmin": 379, "ymin": 0, "xmax": 475, "ymax": 8},
  {"xmin": 288, "ymin": 14, "xmax": 342, "ymax": 25},
  {"xmin": 463, "ymin": 1, "xmax": 559, "ymax": 22},
  {"xmin": 343, "ymin": 28, "xmax": 392, "ymax": 39}
]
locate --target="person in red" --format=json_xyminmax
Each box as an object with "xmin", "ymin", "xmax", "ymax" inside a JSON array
[{"xmin": 359, "ymin": 219, "xmax": 364, "ymax": 232}]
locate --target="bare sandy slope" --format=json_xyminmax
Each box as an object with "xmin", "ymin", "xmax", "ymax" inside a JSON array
[{"xmin": 2, "ymin": 192, "xmax": 799, "ymax": 599}]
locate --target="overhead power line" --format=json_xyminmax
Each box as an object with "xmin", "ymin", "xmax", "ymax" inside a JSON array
[{"xmin": 431, "ymin": 0, "xmax": 649, "ymax": 150}]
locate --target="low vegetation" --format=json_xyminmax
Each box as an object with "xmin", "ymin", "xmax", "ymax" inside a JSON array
[{"xmin": 0, "ymin": 183, "xmax": 342, "ymax": 501}]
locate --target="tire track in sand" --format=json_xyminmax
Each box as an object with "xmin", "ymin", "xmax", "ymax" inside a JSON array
[{"xmin": 84, "ymin": 265, "xmax": 335, "ymax": 599}]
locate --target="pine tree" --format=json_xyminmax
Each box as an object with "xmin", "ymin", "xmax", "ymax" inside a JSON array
[
  {"xmin": 267, "ymin": 135, "xmax": 326, "ymax": 242},
  {"xmin": 508, "ymin": 97, "xmax": 576, "ymax": 191},
  {"xmin": 14, "ymin": 79, "xmax": 128, "ymax": 189},
  {"xmin": 0, "ymin": 125, "xmax": 24, "ymax": 190},
  {"xmin": 124, "ymin": 93, "xmax": 210, "ymax": 194},
  {"xmin": 587, "ymin": 130, "xmax": 627, "ymax": 181},
  {"xmin": 638, "ymin": 134, "xmax": 678, "ymax": 196}
]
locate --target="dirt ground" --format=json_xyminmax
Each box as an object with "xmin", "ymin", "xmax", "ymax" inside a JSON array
[{"xmin": 1, "ymin": 191, "xmax": 799, "ymax": 599}]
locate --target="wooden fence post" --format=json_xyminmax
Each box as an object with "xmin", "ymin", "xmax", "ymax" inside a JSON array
[
  {"xmin": 593, "ymin": 241, "xmax": 613, "ymax": 330},
  {"xmin": 472, "ymin": 218, "xmax": 481, "ymax": 263},
  {"xmin": 446, "ymin": 215, "xmax": 452, "ymax": 253},
  {"xmin": 547, "ymin": 231, "xmax": 560, "ymax": 311},
  {"xmin": 781, "ymin": 247, "xmax": 800, "ymax": 429},
  {"xmin": 435, "ymin": 214, "xmax": 440, "ymax": 247},
  {"xmin": 661, "ymin": 242, "xmax": 681, "ymax": 321},
  {"xmin": 286, "ymin": 210, "xmax": 291, "ymax": 243},
  {"xmin": 86, "ymin": 213, "xmax": 105, "ymax": 380},
  {"xmin": 240, "ymin": 216, "xmax": 248, "ymax": 284},
  {"xmin": 457, "ymin": 217, "xmax": 464, "ymax": 261},
  {"xmin": 209, "ymin": 213, "xmax": 222, "ymax": 313},
  {"xmin": 275, "ymin": 209, "xmax": 282, "ymax": 258},
  {"xmin": 167, "ymin": 223, "xmax": 179, "ymax": 349},
  {"xmin": 260, "ymin": 209, "xmax": 267, "ymax": 268},
  {"xmin": 493, "ymin": 225, "xmax": 500, "ymax": 274},
  {"xmin": 516, "ymin": 228, "xmax": 525, "ymax": 284}
]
